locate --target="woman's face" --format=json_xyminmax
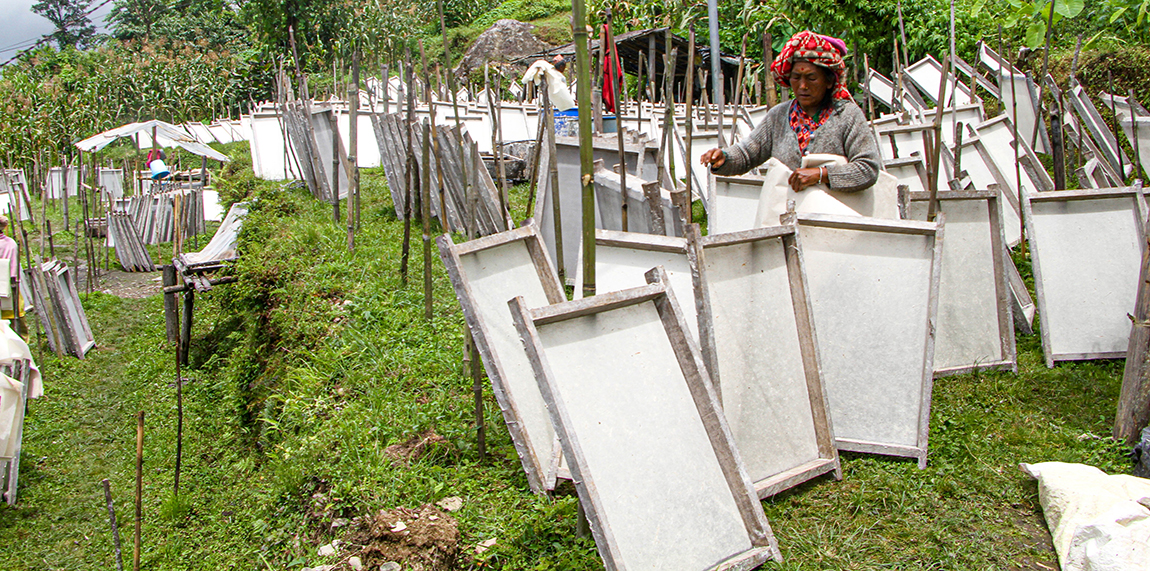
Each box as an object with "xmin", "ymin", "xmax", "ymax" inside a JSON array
[{"xmin": 789, "ymin": 60, "xmax": 832, "ymax": 110}]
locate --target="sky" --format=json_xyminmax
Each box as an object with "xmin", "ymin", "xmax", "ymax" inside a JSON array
[{"xmin": 0, "ymin": 0, "xmax": 114, "ymax": 60}]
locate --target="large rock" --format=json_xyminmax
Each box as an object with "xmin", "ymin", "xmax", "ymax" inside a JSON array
[{"xmin": 454, "ymin": 19, "xmax": 554, "ymax": 80}]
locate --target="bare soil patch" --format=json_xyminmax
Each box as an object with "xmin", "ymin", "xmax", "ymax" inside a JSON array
[{"xmin": 344, "ymin": 504, "xmax": 460, "ymax": 571}]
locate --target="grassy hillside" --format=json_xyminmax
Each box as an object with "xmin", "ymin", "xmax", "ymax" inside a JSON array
[{"xmin": 0, "ymin": 144, "xmax": 1132, "ymax": 569}]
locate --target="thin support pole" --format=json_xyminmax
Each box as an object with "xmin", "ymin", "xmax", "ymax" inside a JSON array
[
  {"xmin": 102, "ymin": 479, "xmax": 125, "ymax": 571},
  {"xmin": 685, "ymin": 25, "xmax": 697, "ymax": 227},
  {"xmin": 707, "ymin": 0, "xmax": 724, "ymax": 147},
  {"xmin": 133, "ymin": 412, "xmax": 143, "ymax": 571},
  {"xmin": 574, "ymin": 0, "xmax": 595, "ymax": 298}
]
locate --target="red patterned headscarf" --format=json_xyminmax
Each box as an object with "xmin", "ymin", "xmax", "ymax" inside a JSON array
[{"xmin": 770, "ymin": 31, "xmax": 852, "ymax": 101}]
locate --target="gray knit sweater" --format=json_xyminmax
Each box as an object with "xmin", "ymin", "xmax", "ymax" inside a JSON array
[{"xmin": 712, "ymin": 99, "xmax": 881, "ymax": 192}]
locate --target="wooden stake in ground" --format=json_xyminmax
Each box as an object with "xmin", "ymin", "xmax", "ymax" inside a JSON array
[
  {"xmin": 133, "ymin": 411, "xmax": 143, "ymax": 571},
  {"xmin": 437, "ymin": 0, "xmax": 470, "ymax": 234},
  {"xmin": 174, "ymin": 294, "xmax": 186, "ymax": 496},
  {"xmin": 418, "ymin": 41, "xmax": 434, "ymax": 321},
  {"xmin": 926, "ymin": 55, "xmax": 951, "ymax": 222},
  {"xmin": 348, "ymin": 48, "xmax": 360, "ymax": 252},
  {"xmin": 1117, "ymin": 221, "xmax": 1150, "ymax": 444},
  {"xmin": 420, "ymin": 119, "xmax": 433, "ymax": 321},
  {"xmin": 400, "ymin": 53, "xmax": 415, "ymax": 286},
  {"xmin": 102, "ymin": 478, "xmax": 125, "ymax": 571}
]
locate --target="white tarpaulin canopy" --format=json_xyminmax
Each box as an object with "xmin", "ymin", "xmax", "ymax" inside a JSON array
[{"xmin": 74, "ymin": 120, "xmax": 230, "ymax": 162}]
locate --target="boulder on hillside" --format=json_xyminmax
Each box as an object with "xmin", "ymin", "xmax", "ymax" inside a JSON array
[{"xmin": 454, "ymin": 19, "xmax": 554, "ymax": 80}]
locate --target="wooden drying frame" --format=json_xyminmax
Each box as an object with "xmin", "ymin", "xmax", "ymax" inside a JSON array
[
  {"xmin": 1022, "ymin": 185, "xmax": 1148, "ymax": 367},
  {"xmin": 708, "ymin": 174, "xmax": 766, "ymax": 236},
  {"xmin": 690, "ymin": 224, "xmax": 842, "ymax": 498},
  {"xmin": 795, "ymin": 213, "xmax": 943, "ymax": 469},
  {"xmin": 436, "ymin": 222, "xmax": 567, "ymax": 494},
  {"xmin": 974, "ymin": 115, "xmax": 1055, "ymax": 193},
  {"xmin": 509, "ymin": 269, "xmax": 780, "ymax": 570},
  {"xmin": 908, "ymin": 190, "xmax": 1017, "ymax": 377},
  {"xmin": 0, "ymin": 360, "xmax": 30, "ymax": 505},
  {"xmin": 884, "ymin": 156, "xmax": 929, "ymax": 193}
]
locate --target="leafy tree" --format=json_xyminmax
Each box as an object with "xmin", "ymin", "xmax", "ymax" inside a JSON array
[
  {"xmin": 107, "ymin": 0, "xmax": 170, "ymax": 40},
  {"xmin": 32, "ymin": 0, "xmax": 97, "ymax": 49}
]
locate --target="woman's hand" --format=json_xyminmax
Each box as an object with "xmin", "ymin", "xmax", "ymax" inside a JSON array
[
  {"xmin": 700, "ymin": 148, "xmax": 726, "ymax": 169},
  {"xmin": 788, "ymin": 167, "xmax": 826, "ymax": 192}
]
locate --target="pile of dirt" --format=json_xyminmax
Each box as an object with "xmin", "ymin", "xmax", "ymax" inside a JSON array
[
  {"xmin": 454, "ymin": 19, "xmax": 554, "ymax": 80},
  {"xmin": 383, "ymin": 429, "xmax": 451, "ymax": 465},
  {"xmin": 344, "ymin": 505, "xmax": 460, "ymax": 571}
]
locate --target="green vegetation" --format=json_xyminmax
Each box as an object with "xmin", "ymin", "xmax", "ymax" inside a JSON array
[
  {"xmin": 1, "ymin": 0, "xmax": 1149, "ymax": 568},
  {"xmin": 0, "ymin": 145, "xmax": 1132, "ymax": 569}
]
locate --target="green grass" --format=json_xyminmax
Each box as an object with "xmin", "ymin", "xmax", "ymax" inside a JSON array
[{"xmin": 0, "ymin": 153, "xmax": 1132, "ymax": 570}]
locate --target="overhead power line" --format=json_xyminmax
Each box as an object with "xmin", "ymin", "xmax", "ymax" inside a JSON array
[{"xmin": 0, "ymin": 0, "xmax": 116, "ymax": 67}]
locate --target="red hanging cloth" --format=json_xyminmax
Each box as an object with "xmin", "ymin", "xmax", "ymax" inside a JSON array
[{"xmin": 601, "ymin": 24, "xmax": 624, "ymax": 114}]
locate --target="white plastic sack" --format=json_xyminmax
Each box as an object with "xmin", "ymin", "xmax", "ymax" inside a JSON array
[
  {"xmin": 1020, "ymin": 461, "xmax": 1150, "ymax": 571},
  {"xmin": 753, "ymin": 154, "xmax": 900, "ymax": 227},
  {"xmin": 522, "ymin": 60, "xmax": 577, "ymax": 112},
  {"xmin": 0, "ymin": 373, "xmax": 22, "ymax": 458}
]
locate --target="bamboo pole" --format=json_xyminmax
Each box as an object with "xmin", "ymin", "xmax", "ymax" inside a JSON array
[
  {"xmin": 1131, "ymin": 89, "xmax": 1144, "ymax": 182},
  {"xmin": 574, "ymin": 0, "xmax": 595, "ymax": 298},
  {"xmin": 173, "ymin": 292, "xmax": 185, "ymax": 496},
  {"xmin": 685, "ymin": 25, "xmax": 697, "ymax": 227},
  {"xmin": 542, "ymin": 78, "xmax": 565, "ymax": 284},
  {"xmin": 926, "ymin": 55, "xmax": 951, "ymax": 222},
  {"xmin": 421, "ymin": 119, "xmax": 433, "ymax": 320},
  {"xmin": 606, "ymin": 10, "xmax": 628, "ymax": 233},
  {"xmin": 438, "ymin": 0, "xmax": 470, "ymax": 236},
  {"xmin": 1108, "ymin": 70, "xmax": 1125, "ymax": 182},
  {"xmin": 331, "ymin": 111, "xmax": 341, "ymax": 223},
  {"xmin": 348, "ymin": 48, "xmax": 360, "ymax": 251},
  {"xmin": 419, "ymin": 42, "xmax": 434, "ymax": 321},
  {"xmin": 133, "ymin": 411, "xmax": 143, "ymax": 571},
  {"xmin": 763, "ymin": 30, "xmax": 777, "ymax": 108},
  {"xmin": 729, "ymin": 36, "xmax": 747, "ymax": 146},
  {"xmin": 400, "ymin": 53, "xmax": 415, "ymax": 285},
  {"xmin": 1033, "ymin": 0, "xmax": 1056, "ymax": 151}
]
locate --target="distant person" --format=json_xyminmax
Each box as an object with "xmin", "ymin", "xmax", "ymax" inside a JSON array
[
  {"xmin": 700, "ymin": 30, "xmax": 880, "ymax": 193},
  {"xmin": 523, "ymin": 55, "xmax": 577, "ymax": 112}
]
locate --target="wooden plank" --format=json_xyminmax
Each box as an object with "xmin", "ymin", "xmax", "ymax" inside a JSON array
[
  {"xmin": 694, "ymin": 224, "xmax": 841, "ymax": 497},
  {"xmin": 436, "ymin": 223, "xmax": 564, "ymax": 493},
  {"xmin": 509, "ymin": 274, "xmax": 780, "ymax": 569},
  {"xmin": 1023, "ymin": 185, "xmax": 1146, "ymax": 366},
  {"xmin": 907, "ymin": 192, "xmax": 1017, "ymax": 376},
  {"xmin": 795, "ymin": 214, "xmax": 941, "ymax": 466}
]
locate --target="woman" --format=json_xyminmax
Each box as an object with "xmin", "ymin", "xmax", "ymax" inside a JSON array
[{"xmin": 701, "ymin": 31, "xmax": 880, "ymax": 193}]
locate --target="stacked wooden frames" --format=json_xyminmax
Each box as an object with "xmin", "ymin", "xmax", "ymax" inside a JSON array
[
  {"xmin": 436, "ymin": 222, "xmax": 566, "ymax": 493},
  {"xmin": 907, "ymin": 191, "xmax": 1017, "ymax": 377},
  {"xmin": 1022, "ymin": 185, "xmax": 1148, "ymax": 367},
  {"xmin": 794, "ymin": 214, "xmax": 943, "ymax": 468},
  {"xmin": 690, "ymin": 225, "xmax": 841, "ymax": 497},
  {"xmin": 509, "ymin": 269, "xmax": 781, "ymax": 570}
]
